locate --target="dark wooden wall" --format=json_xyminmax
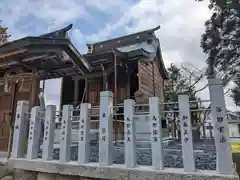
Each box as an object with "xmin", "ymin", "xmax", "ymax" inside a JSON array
[
  {"xmin": 87, "ymin": 67, "xmax": 130, "ymax": 106},
  {"xmin": 61, "ymin": 59, "xmax": 165, "ymax": 106},
  {"xmin": 0, "ymin": 79, "xmax": 39, "ymax": 151},
  {"xmin": 138, "ymin": 58, "xmax": 164, "ymax": 101},
  {"xmin": 87, "ymin": 78, "xmax": 102, "ymax": 106}
]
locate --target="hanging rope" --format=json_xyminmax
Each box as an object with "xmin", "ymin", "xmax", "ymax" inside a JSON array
[
  {"xmin": 1, "ymin": 72, "xmax": 39, "ymax": 92},
  {"xmin": 3, "ymin": 72, "xmax": 39, "ymax": 83}
]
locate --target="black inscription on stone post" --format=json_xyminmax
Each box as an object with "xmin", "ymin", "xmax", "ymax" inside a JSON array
[
  {"xmin": 220, "ymin": 135, "xmax": 226, "ymax": 143},
  {"xmin": 216, "ymin": 107, "xmax": 222, "ymax": 112}
]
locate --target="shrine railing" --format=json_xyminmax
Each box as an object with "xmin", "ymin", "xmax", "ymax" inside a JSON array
[{"xmin": 9, "ymin": 78, "xmax": 235, "ymax": 175}]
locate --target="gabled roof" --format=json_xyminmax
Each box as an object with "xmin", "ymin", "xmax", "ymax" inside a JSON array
[
  {"xmin": 39, "ymin": 24, "xmax": 73, "ymax": 38},
  {"xmin": 0, "ymin": 24, "xmax": 92, "ymax": 79},
  {"xmin": 0, "ymin": 24, "xmax": 168, "ymax": 80},
  {"xmin": 88, "ymin": 26, "xmax": 160, "ymax": 53},
  {"xmin": 86, "ymin": 26, "xmax": 168, "ymax": 79}
]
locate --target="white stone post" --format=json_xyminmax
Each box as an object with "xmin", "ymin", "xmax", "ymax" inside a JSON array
[
  {"xmin": 99, "ymin": 91, "xmax": 113, "ymax": 166},
  {"xmin": 124, "ymin": 99, "xmax": 136, "ymax": 168},
  {"xmin": 208, "ymin": 79, "xmax": 233, "ymax": 174},
  {"xmin": 27, "ymin": 106, "xmax": 41, "ymax": 159},
  {"xmin": 78, "ymin": 103, "xmax": 91, "ymax": 164},
  {"xmin": 149, "ymin": 97, "xmax": 164, "ymax": 170},
  {"xmin": 42, "ymin": 105, "xmax": 56, "ymax": 161},
  {"xmin": 178, "ymin": 94, "xmax": 195, "ymax": 172},
  {"xmin": 11, "ymin": 101, "xmax": 29, "ymax": 158},
  {"xmin": 60, "ymin": 105, "xmax": 73, "ymax": 162}
]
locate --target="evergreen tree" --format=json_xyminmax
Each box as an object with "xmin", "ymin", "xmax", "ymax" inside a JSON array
[
  {"xmin": 231, "ymin": 74, "xmax": 240, "ymax": 106},
  {"xmin": 197, "ymin": 0, "xmax": 240, "ymax": 106},
  {"xmin": 164, "ymin": 64, "xmax": 190, "ymax": 102}
]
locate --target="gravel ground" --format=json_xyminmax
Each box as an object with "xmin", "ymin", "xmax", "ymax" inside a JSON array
[{"xmin": 39, "ymin": 140, "xmax": 217, "ymax": 170}]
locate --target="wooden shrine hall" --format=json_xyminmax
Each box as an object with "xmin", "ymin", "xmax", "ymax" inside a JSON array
[{"xmin": 0, "ymin": 24, "xmax": 168, "ymax": 151}]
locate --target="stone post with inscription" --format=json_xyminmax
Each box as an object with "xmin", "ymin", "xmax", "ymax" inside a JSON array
[
  {"xmin": 149, "ymin": 97, "xmax": 164, "ymax": 170},
  {"xmin": 178, "ymin": 94, "xmax": 195, "ymax": 172},
  {"xmin": 124, "ymin": 99, "xmax": 136, "ymax": 168},
  {"xmin": 99, "ymin": 91, "xmax": 113, "ymax": 166},
  {"xmin": 27, "ymin": 106, "xmax": 42, "ymax": 159},
  {"xmin": 208, "ymin": 78, "xmax": 234, "ymax": 175},
  {"xmin": 78, "ymin": 103, "xmax": 91, "ymax": 164},
  {"xmin": 60, "ymin": 105, "xmax": 73, "ymax": 162},
  {"xmin": 42, "ymin": 105, "xmax": 56, "ymax": 161},
  {"xmin": 11, "ymin": 101, "xmax": 29, "ymax": 158}
]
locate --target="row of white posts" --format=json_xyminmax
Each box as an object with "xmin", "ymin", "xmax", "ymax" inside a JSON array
[{"xmin": 10, "ymin": 79, "xmax": 234, "ymax": 175}]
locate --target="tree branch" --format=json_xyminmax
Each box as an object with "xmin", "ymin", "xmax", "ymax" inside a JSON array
[{"xmin": 195, "ymin": 84, "xmax": 208, "ymax": 93}]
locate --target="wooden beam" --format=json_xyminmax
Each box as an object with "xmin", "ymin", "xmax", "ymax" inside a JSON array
[
  {"xmin": 27, "ymin": 47, "xmax": 62, "ymax": 54},
  {"xmin": 0, "ymin": 54, "xmax": 49, "ymax": 68},
  {"xmin": 13, "ymin": 58, "xmax": 37, "ymax": 71},
  {"xmin": 72, "ymin": 75, "xmax": 81, "ymax": 81},
  {"xmin": 72, "ymin": 68, "xmax": 117, "ymax": 80},
  {"xmin": 0, "ymin": 49, "xmax": 27, "ymax": 59}
]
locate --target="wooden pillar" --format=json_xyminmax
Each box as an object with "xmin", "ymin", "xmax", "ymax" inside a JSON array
[
  {"xmin": 101, "ymin": 64, "xmax": 108, "ymax": 91},
  {"xmin": 84, "ymin": 79, "xmax": 88, "ymax": 102},
  {"xmin": 74, "ymin": 79, "xmax": 79, "ymax": 107},
  {"xmin": 126, "ymin": 72, "xmax": 130, "ymax": 99},
  {"xmin": 113, "ymin": 53, "xmax": 118, "ymax": 144},
  {"xmin": 103, "ymin": 71, "xmax": 108, "ymax": 90},
  {"xmin": 7, "ymin": 83, "xmax": 19, "ymax": 157},
  {"xmin": 29, "ymin": 78, "xmax": 40, "ymax": 110},
  {"xmin": 152, "ymin": 62, "xmax": 156, "ymax": 96},
  {"xmin": 114, "ymin": 53, "xmax": 117, "ymax": 105}
]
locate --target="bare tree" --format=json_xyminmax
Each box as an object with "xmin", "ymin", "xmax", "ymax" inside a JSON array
[
  {"xmin": 180, "ymin": 62, "xmax": 208, "ymax": 96},
  {"xmin": 0, "ymin": 20, "xmax": 10, "ymax": 45}
]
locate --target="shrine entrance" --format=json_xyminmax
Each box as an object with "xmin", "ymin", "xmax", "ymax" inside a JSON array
[
  {"xmin": 0, "ymin": 80, "xmax": 37, "ymax": 152},
  {"xmin": 0, "ymin": 110, "xmax": 11, "ymax": 151},
  {"xmin": 0, "ymin": 85, "xmax": 16, "ymax": 152},
  {"xmin": 0, "ymin": 24, "xmax": 92, "ymax": 153}
]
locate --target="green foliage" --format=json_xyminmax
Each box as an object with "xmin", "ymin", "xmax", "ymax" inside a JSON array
[
  {"xmin": 197, "ymin": 0, "xmax": 240, "ymax": 106},
  {"xmin": 231, "ymin": 75, "xmax": 240, "ymax": 106},
  {"xmin": 0, "ymin": 20, "xmax": 10, "ymax": 44},
  {"xmin": 196, "ymin": 0, "xmax": 240, "ymax": 10}
]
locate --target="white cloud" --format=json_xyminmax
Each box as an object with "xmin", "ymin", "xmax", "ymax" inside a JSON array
[
  {"xmin": 84, "ymin": 0, "xmax": 130, "ymax": 13},
  {"xmin": 1, "ymin": 0, "xmax": 239, "ymax": 111},
  {"xmin": 0, "ymin": 0, "xmax": 89, "ymax": 38},
  {"xmin": 35, "ymin": 0, "xmax": 89, "ymax": 30},
  {"xmin": 84, "ymin": 0, "xmax": 239, "ymax": 111},
  {"xmin": 1, "ymin": 0, "xmax": 90, "ymax": 109}
]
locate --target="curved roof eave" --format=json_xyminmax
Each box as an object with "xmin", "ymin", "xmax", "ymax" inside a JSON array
[{"xmin": 115, "ymin": 40, "xmax": 158, "ymax": 59}]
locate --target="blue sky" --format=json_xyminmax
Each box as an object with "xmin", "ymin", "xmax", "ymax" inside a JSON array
[{"xmin": 1, "ymin": 0, "xmax": 237, "ymax": 110}]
